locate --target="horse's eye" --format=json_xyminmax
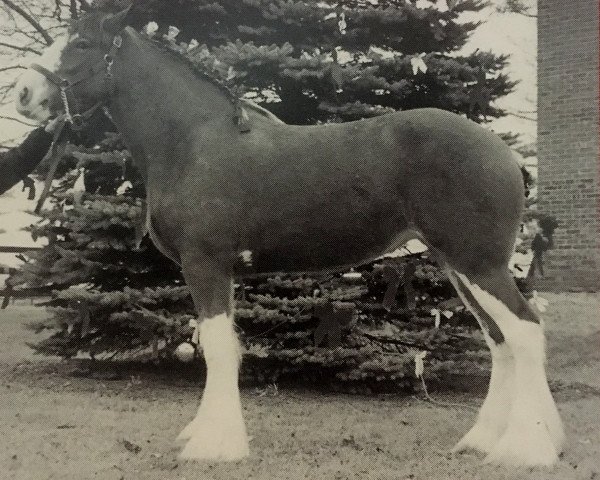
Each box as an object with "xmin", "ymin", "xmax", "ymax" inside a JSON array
[{"xmin": 73, "ymin": 39, "xmax": 92, "ymax": 50}]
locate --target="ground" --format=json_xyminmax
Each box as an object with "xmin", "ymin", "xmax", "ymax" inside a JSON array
[{"xmin": 0, "ymin": 293, "xmax": 598, "ymax": 480}]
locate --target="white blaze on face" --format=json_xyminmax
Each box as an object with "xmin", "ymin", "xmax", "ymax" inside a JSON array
[{"xmin": 14, "ymin": 34, "xmax": 72, "ymax": 122}]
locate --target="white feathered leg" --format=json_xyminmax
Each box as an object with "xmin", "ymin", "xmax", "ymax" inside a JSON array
[
  {"xmin": 447, "ymin": 271, "xmax": 513, "ymax": 454},
  {"xmin": 178, "ymin": 312, "xmax": 249, "ymax": 461},
  {"xmin": 453, "ymin": 340, "xmax": 514, "ymax": 454},
  {"xmin": 485, "ymin": 319, "xmax": 564, "ymax": 466},
  {"xmin": 456, "ymin": 273, "xmax": 564, "ymax": 467}
]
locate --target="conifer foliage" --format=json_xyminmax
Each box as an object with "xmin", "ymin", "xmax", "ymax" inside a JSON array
[{"xmin": 13, "ymin": 0, "xmax": 520, "ymax": 391}]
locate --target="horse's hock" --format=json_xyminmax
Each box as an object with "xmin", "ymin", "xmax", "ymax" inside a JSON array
[{"xmin": 537, "ymin": 0, "xmax": 600, "ymax": 292}]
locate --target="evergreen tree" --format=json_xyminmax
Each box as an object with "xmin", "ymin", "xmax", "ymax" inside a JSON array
[
  {"xmin": 125, "ymin": 0, "xmax": 515, "ymax": 124},
  {"xmin": 12, "ymin": 0, "xmax": 522, "ymax": 391}
]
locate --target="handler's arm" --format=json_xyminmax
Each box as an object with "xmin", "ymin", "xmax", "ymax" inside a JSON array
[{"xmin": 0, "ymin": 126, "xmax": 53, "ymax": 195}]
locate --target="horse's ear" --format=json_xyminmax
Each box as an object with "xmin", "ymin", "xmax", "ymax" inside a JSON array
[{"xmin": 102, "ymin": 4, "xmax": 133, "ymax": 34}]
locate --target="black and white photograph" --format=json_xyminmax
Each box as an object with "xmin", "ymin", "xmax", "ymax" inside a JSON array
[{"xmin": 0, "ymin": 0, "xmax": 598, "ymax": 478}]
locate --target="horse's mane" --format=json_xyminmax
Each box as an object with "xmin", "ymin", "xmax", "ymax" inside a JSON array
[
  {"xmin": 142, "ymin": 35, "xmax": 286, "ymax": 124},
  {"xmin": 145, "ymin": 36, "xmax": 238, "ymax": 103},
  {"xmin": 82, "ymin": 7, "xmax": 284, "ymax": 123}
]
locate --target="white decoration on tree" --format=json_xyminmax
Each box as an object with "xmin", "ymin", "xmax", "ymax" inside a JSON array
[
  {"xmin": 116, "ymin": 180, "xmax": 133, "ymax": 195},
  {"xmin": 244, "ymin": 343, "xmax": 269, "ymax": 358},
  {"xmin": 431, "ymin": 308, "xmax": 441, "ymax": 328},
  {"xmin": 414, "ymin": 351, "xmax": 427, "ymax": 378},
  {"xmin": 67, "ymin": 168, "xmax": 86, "ymax": 205},
  {"xmin": 166, "ymin": 26, "xmax": 180, "ymax": 41},
  {"xmin": 226, "ymin": 66, "xmax": 237, "ymax": 81},
  {"xmin": 144, "ymin": 21, "xmax": 158, "ymax": 37},
  {"xmin": 342, "ymin": 270, "xmax": 362, "ymax": 281},
  {"xmin": 175, "ymin": 342, "xmax": 196, "ymax": 363},
  {"xmin": 338, "ymin": 13, "xmax": 347, "ymax": 35},
  {"xmin": 239, "ymin": 249, "xmax": 253, "ymax": 265},
  {"xmin": 410, "ymin": 53, "xmax": 428, "ymax": 75}
]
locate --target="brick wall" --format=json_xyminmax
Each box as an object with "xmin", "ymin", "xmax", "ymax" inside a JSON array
[{"xmin": 538, "ymin": 0, "xmax": 600, "ymax": 291}]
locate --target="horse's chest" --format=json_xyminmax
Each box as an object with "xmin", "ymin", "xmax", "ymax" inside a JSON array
[{"xmin": 146, "ymin": 182, "xmax": 242, "ymax": 260}]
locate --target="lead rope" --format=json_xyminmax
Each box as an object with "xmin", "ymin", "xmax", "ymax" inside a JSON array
[
  {"xmin": 34, "ymin": 116, "xmax": 69, "ymax": 214},
  {"xmin": 60, "ymin": 86, "xmax": 73, "ymax": 124}
]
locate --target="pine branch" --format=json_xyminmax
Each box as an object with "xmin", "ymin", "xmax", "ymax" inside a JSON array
[
  {"xmin": 362, "ymin": 332, "xmax": 433, "ymax": 352},
  {"xmin": 0, "ymin": 0, "xmax": 55, "ymax": 45}
]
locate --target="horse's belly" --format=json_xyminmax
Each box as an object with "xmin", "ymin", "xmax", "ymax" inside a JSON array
[
  {"xmin": 249, "ymin": 210, "xmax": 408, "ymax": 273},
  {"xmin": 251, "ymin": 240, "xmax": 381, "ymax": 273}
]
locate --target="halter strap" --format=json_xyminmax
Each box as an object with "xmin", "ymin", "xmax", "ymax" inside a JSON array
[
  {"xmin": 30, "ymin": 63, "xmax": 68, "ymax": 87},
  {"xmin": 29, "ymin": 35, "xmax": 123, "ymax": 131}
]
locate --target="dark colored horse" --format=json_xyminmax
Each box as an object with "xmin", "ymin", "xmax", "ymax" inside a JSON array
[{"xmin": 14, "ymin": 7, "xmax": 564, "ymax": 467}]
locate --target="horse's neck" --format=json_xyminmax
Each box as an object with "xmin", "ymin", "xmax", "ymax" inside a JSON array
[{"xmin": 108, "ymin": 31, "xmax": 234, "ymax": 178}]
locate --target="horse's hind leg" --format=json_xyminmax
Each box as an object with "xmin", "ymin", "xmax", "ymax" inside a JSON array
[
  {"xmin": 176, "ymin": 256, "xmax": 249, "ymax": 461},
  {"xmin": 447, "ymin": 267, "xmax": 564, "ymax": 466},
  {"xmin": 446, "ymin": 270, "xmax": 514, "ymax": 454}
]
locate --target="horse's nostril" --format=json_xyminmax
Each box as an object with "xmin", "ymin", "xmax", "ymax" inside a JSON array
[
  {"xmin": 40, "ymin": 99, "xmax": 49, "ymax": 108},
  {"xmin": 19, "ymin": 87, "xmax": 31, "ymax": 106}
]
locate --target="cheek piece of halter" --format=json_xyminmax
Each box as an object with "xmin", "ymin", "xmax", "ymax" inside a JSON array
[{"xmin": 30, "ymin": 34, "xmax": 123, "ymax": 131}]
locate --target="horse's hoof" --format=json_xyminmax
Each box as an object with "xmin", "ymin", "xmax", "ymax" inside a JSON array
[
  {"xmin": 483, "ymin": 422, "xmax": 560, "ymax": 467},
  {"xmin": 452, "ymin": 416, "xmax": 507, "ymax": 455},
  {"xmin": 177, "ymin": 412, "xmax": 250, "ymax": 462},
  {"xmin": 175, "ymin": 419, "xmax": 197, "ymax": 443},
  {"xmin": 179, "ymin": 433, "xmax": 250, "ymax": 462}
]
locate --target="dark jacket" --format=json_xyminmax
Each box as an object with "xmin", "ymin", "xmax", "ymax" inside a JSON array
[{"xmin": 0, "ymin": 127, "xmax": 53, "ymax": 195}]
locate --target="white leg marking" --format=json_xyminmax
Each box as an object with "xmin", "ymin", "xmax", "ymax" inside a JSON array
[
  {"xmin": 448, "ymin": 272, "xmax": 513, "ymax": 453},
  {"xmin": 457, "ymin": 273, "xmax": 564, "ymax": 467},
  {"xmin": 177, "ymin": 312, "xmax": 249, "ymax": 461},
  {"xmin": 453, "ymin": 340, "xmax": 514, "ymax": 454}
]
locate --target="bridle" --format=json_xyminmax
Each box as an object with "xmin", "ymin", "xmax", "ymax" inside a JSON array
[
  {"xmin": 30, "ymin": 32, "xmax": 125, "ymax": 214},
  {"xmin": 30, "ymin": 34, "xmax": 123, "ymax": 131}
]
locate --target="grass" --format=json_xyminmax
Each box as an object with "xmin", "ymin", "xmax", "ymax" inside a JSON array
[{"xmin": 0, "ymin": 293, "xmax": 599, "ymax": 480}]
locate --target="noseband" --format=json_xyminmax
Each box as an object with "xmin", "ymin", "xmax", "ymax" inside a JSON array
[{"xmin": 30, "ymin": 35, "xmax": 123, "ymax": 131}]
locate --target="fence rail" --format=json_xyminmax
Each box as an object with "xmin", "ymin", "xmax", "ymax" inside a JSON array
[{"xmin": 1, "ymin": 285, "xmax": 53, "ymax": 309}]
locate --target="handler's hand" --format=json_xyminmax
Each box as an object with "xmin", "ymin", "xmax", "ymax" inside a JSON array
[{"xmin": 44, "ymin": 116, "xmax": 63, "ymax": 133}]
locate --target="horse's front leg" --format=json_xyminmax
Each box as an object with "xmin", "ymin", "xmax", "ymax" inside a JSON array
[{"xmin": 176, "ymin": 256, "xmax": 249, "ymax": 461}]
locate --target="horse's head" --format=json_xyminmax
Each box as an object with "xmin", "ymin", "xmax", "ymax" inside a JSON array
[{"xmin": 14, "ymin": 6, "xmax": 131, "ymax": 126}]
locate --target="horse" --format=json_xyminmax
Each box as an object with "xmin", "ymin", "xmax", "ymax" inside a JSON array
[{"xmin": 14, "ymin": 7, "xmax": 564, "ymax": 467}]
